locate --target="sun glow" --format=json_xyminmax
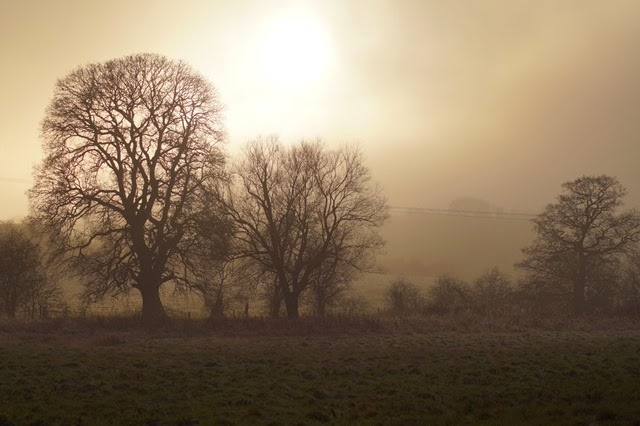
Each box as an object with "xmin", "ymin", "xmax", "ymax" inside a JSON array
[{"xmin": 259, "ymin": 15, "xmax": 332, "ymax": 88}]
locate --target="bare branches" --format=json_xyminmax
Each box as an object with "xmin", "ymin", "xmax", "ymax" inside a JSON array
[
  {"xmin": 0, "ymin": 222, "xmax": 62, "ymax": 318},
  {"xmin": 226, "ymin": 137, "xmax": 388, "ymax": 318},
  {"xmin": 518, "ymin": 175, "xmax": 640, "ymax": 313},
  {"xmin": 28, "ymin": 54, "xmax": 227, "ymax": 324}
]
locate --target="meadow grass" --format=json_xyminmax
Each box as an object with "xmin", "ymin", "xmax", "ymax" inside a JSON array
[{"xmin": 1, "ymin": 318, "xmax": 640, "ymax": 425}]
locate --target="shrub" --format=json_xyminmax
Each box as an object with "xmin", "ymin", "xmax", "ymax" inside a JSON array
[
  {"xmin": 384, "ymin": 278, "xmax": 423, "ymax": 315},
  {"xmin": 427, "ymin": 275, "xmax": 471, "ymax": 313},
  {"xmin": 471, "ymin": 267, "xmax": 513, "ymax": 314}
]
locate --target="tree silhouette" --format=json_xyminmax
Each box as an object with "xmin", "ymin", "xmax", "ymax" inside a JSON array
[
  {"xmin": 518, "ymin": 175, "xmax": 640, "ymax": 314},
  {"xmin": 29, "ymin": 53, "xmax": 227, "ymax": 325},
  {"xmin": 0, "ymin": 222, "xmax": 60, "ymax": 319},
  {"xmin": 226, "ymin": 137, "xmax": 388, "ymax": 318}
]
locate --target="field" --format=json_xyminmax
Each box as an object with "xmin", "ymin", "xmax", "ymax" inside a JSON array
[{"xmin": 1, "ymin": 320, "xmax": 640, "ymax": 425}]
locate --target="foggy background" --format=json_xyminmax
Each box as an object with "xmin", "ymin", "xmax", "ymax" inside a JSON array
[{"xmin": 2, "ymin": 0, "xmax": 639, "ymax": 279}]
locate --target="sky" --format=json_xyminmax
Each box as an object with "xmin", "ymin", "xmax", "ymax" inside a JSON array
[{"xmin": 1, "ymin": 0, "xmax": 640, "ymax": 223}]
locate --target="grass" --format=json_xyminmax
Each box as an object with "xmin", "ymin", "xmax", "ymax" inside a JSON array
[{"xmin": 1, "ymin": 320, "xmax": 640, "ymax": 425}]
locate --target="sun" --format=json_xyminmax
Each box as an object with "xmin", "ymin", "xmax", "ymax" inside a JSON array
[{"xmin": 259, "ymin": 15, "xmax": 332, "ymax": 88}]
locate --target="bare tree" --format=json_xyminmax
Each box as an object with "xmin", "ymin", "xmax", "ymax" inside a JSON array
[
  {"xmin": 0, "ymin": 222, "xmax": 61, "ymax": 319},
  {"xmin": 517, "ymin": 175, "xmax": 640, "ymax": 314},
  {"xmin": 225, "ymin": 137, "xmax": 388, "ymax": 318},
  {"xmin": 28, "ymin": 54, "xmax": 227, "ymax": 325}
]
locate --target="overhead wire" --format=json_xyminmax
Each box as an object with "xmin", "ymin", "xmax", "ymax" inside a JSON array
[
  {"xmin": 389, "ymin": 206, "xmax": 538, "ymax": 221},
  {"xmin": 1, "ymin": 174, "xmax": 539, "ymax": 221}
]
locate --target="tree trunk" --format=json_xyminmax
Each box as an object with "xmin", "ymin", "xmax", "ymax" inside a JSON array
[
  {"xmin": 573, "ymin": 261, "xmax": 587, "ymax": 315},
  {"xmin": 6, "ymin": 292, "xmax": 17, "ymax": 319},
  {"xmin": 138, "ymin": 285, "xmax": 168, "ymax": 326},
  {"xmin": 573, "ymin": 280, "xmax": 586, "ymax": 314},
  {"xmin": 316, "ymin": 297, "xmax": 326, "ymax": 317},
  {"xmin": 314, "ymin": 286, "xmax": 326, "ymax": 317},
  {"xmin": 284, "ymin": 292, "xmax": 300, "ymax": 319},
  {"xmin": 268, "ymin": 283, "xmax": 283, "ymax": 318},
  {"xmin": 208, "ymin": 294, "xmax": 225, "ymax": 320}
]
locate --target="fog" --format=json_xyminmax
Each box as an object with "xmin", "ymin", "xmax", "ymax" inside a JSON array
[
  {"xmin": 3, "ymin": 3, "xmax": 640, "ymax": 423},
  {"xmin": 2, "ymin": 0, "xmax": 639, "ymax": 276}
]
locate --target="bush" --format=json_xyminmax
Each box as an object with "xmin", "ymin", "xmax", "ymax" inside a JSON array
[
  {"xmin": 427, "ymin": 275, "xmax": 471, "ymax": 313},
  {"xmin": 384, "ymin": 279, "xmax": 423, "ymax": 315},
  {"xmin": 471, "ymin": 267, "xmax": 513, "ymax": 314}
]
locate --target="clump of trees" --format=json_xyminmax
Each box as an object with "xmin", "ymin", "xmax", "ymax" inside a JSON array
[
  {"xmin": 224, "ymin": 137, "xmax": 388, "ymax": 319},
  {"xmin": 384, "ymin": 268, "xmax": 514, "ymax": 316},
  {"xmin": 22, "ymin": 52, "xmax": 640, "ymax": 326},
  {"xmin": 26, "ymin": 54, "xmax": 388, "ymax": 325}
]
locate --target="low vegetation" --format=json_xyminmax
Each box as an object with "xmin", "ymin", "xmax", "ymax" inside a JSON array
[{"xmin": 1, "ymin": 323, "xmax": 639, "ymax": 425}]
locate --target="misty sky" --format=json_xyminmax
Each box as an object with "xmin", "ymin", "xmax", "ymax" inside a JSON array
[{"xmin": 1, "ymin": 0, "xmax": 640, "ymax": 221}]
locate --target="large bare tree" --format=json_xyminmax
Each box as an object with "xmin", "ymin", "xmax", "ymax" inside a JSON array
[
  {"xmin": 29, "ymin": 54, "xmax": 227, "ymax": 325},
  {"xmin": 226, "ymin": 137, "xmax": 388, "ymax": 318},
  {"xmin": 518, "ymin": 175, "xmax": 640, "ymax": 314}
]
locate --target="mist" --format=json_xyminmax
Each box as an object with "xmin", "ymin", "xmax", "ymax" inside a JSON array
[
  {"xmin": 2, "ymin": 1, "xmax": 640, "ymax": 424},
  {"xmin": 3, "ymin": 1, "xmax": 640, "ymax": 277}
]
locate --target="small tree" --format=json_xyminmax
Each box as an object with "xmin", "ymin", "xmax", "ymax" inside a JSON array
[
  {"xmin": 0, "ymin": 223, "xmax": 61, "ymax": 318},
  {"xmin": 384, "ymin": 278, "xmax": 423, "ymax": 315},
  {"xmin": 518, "ymin": 175, "xmax": 640, "ymax": 314}
]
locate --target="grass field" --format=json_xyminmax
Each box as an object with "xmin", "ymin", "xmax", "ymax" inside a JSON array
[{"xmin": 1, "ymin": 322, "xmax": 640, "ymax": 425}]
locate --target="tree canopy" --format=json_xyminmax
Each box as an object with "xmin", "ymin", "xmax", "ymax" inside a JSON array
[
  {"xmin": 29, "ymin": 53, "xmax": 228, "ymax": 325},
  {"xmin": 225, "ymin": 137, "xmax": 388, "ymax": 318},
  {"xmin": 518, "ymin": 175, "xmax": 640, "ymax": 313}
]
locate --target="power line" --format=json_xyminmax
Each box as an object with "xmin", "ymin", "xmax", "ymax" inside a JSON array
[
  {"xmin": 389, "ymin": 205, "xmax": 539, "ymax": 221},
  {"xmin": 0, "ymin": 173, "xmax": 539, "ymax": 221},
  {"xmin": 391, "ymin": 206, "xmax": 538, "ymax": 216}
]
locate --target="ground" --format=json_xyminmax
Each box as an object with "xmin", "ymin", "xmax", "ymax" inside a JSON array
[{"xmin": 1, "ymin": 323, "xmax": 639, "ymax": 425}]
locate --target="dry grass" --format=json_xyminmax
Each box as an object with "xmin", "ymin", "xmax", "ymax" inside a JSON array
[
  {"xmin": 3, "ymin": 310, "xmax": 640, "ymax": 341},
  {"xmin": 1, "ymin": 326, "xmax": 639, "ymax": 425}
]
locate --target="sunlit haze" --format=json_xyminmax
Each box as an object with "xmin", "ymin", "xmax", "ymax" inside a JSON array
[
  {"xmin": 3, "ymin": 4, "xmax": 640, "ymax": 423},
  {"xmin": 2, "ymin": 0, "xmax": 640, "ymax": 276},
  {"xmin": 258, "ymin": 13, "xmax": 333, "ymax": 88}
]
